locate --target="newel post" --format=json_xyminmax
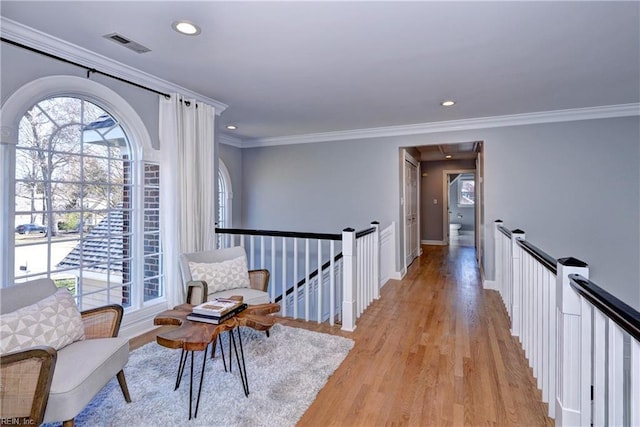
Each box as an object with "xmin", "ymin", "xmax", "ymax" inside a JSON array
[
  {"xmin": 371, "ymin": 221, "xmax": 381, "ymax": 300},
  {"xmin": 341, "ymin": 228, "xmax": 357, "ymax": 332},
  {"xmin": 555, "ymin": 257, "xmax": 590, "ymax": 427},
  {"xmin": 510, "ymin": 229, "xmax": 525, "ymax": 336},
  {"xmin": 492, "ymin": 220, "xmax": 503, "ymax": 292}
]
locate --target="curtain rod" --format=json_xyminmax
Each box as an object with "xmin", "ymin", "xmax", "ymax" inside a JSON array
[{"xmin": 1, "ymin": 37, "xmax": 171, "ymax": 99}]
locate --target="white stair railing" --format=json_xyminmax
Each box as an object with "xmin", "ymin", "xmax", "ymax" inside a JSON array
[
  {"xmin": 493, "ymin": 219, "xmax": 640, "ymax": 426},
  {"xmin": 216, "ymin": 221, "xmax": 381, "ymax": 331}
]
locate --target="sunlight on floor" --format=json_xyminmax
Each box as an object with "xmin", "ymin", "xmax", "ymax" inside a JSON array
[{"xmin": 450, "ymin": 231, "xmax": 474, "ymax": 247}]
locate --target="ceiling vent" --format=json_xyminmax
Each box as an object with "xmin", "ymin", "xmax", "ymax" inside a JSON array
[{"xmin": 103, "ymin": 33, "xmax": 151, "ymax": 54}]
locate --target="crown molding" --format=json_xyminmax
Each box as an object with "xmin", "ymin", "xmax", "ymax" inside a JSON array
[
  {"xmin": 218, "ymin": 133, "xmax": 243, "ymax": 148},
  {"xmin": 242, "ymin": 103, "xmax": 640, "ymax": 148},
  {"xmin": 1, "ymin": 17, "xmax": 228, "ymax": 114}
]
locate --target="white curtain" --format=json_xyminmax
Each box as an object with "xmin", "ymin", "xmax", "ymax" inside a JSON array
[{"xmin": 159, "ymin": 94, "xmax": 216, "ymax": 307}]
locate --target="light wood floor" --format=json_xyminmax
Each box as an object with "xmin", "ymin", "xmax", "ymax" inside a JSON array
[{"xmin": 131, "ymin": 244, "xmax": 553, "ymax": 426}]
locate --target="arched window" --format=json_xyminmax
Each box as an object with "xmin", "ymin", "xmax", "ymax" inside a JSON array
[
  {"xmin": 217, "ymin": 161, "xmax": 232, "ymax": 229},
  {"xmin": 2, "ymin": 76, "xmax": 163, "ymax": 314},
  {"xmin": 217, "ymin": 161, "xmax": 232, "ymax": 248}
]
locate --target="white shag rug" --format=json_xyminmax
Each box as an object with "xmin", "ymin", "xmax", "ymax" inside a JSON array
[{"xmin": 46, "ymin": 324, "xmax": 354, "ymax": 427}]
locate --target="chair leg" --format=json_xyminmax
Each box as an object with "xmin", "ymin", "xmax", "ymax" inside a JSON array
[
  {"xmin": 265, "ymin": 330, "xmax": 270, "ymax": 338},
  {"xmin": 62, "ymin": 419, "xmax": 74, "ymax": 427},
  {"xmin": 117, "ymin": 370, "xmax": 132, "ymax": 403}
]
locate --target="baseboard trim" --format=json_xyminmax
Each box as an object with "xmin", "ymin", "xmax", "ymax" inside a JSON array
[
  {"xmin": 121, "ymin": 318, "xmax": 157, "ymax": 340},
  {"xmin": 389, "ymin": 271, "xmax": 404, "ymax": 280},
  {"xmin": 483, "ymin": 279, "xmax": 497, "ymax": 290},
  {"xmin": 422, "ymin": 239, "xmax": 446, "ymax": 246}
]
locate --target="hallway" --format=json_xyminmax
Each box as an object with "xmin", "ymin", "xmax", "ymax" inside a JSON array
[{"xmin": 288, "ymin": 244, "xmax": 553, "ymax": 426}]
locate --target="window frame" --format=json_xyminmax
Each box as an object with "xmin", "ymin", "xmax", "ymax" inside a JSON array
[
  {"xmin": 217, "ymin": 160, "xmax": 233, "ymax": 228},
  {"xmin": 457, "ymin": 176, "xmax": 475, "ymax": 207},
  {"xmin": 1, "ymin": 76, "xmax": 163, "ymax": 325}
]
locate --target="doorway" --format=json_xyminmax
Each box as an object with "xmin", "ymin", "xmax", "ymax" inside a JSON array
[
  {"xmin": 444, "ymin": 170, "xmax": 476, "ymax": 247},
  {"xmin": 403, "ymin": 151, "xmax": 420, "ymax": 268}
]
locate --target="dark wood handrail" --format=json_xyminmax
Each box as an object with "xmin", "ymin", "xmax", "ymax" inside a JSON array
[
  {"xmin": 569, "ymin": 274, "xmax": 640, "ymax": 342},
  {"xmin": 216, "ymin": 227, "xmax": 341, "ymax": 241},
  {"xmin": 498, "ymin": 225, "xmax": 512, "ymax": 238},
  {"xmin": 516, "ymin": 239, "xmax": 558, "ymax": 275},
  {"xmin": 355, "ymin": 227, "xmax": 376, "ymax": 239}
]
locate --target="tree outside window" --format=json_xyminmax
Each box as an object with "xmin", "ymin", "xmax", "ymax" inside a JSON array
[{"xmin": 14, "ymin": 96, "xmax": 162, "ymax": 310}]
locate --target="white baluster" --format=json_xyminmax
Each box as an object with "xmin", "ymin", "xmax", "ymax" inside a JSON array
[
  {"xmin": 317, "ymin": 240, "xmax": 323, "ymax": 323},
  {"xmin": 541, "ymin": 268, "xmax": 552, "ymax": 407},
  {"xmin": 607, "ymin": 320, "xmax": 624, "ymax": 426},
  {"xmin": 329, "ymin": 240, "xmax": 335, "ymax": 326},
  {"xmin": 534, "ymin": 262, "xmax": 542, "ymax": 382},
  {"xmin": 270, "ymin": 236, "xmax": 276, "ymax": 303},
  {"xmin": 511, "ymin": 230, "xmax": 525, "ymax": 336},
  {"xmin": 593, "ymin": 308, "xmax": 606, "ymax": 426},
  {"xmin": 250, "ymin": 235, "xmax": 255, "ymax": 269},
  {"xmin": 305, "ymin": 239, "xmax": 310, "ymax": 322},
  {"xmin": 281, "ymin": 237, "xmax": 287, "ymax": 317},
  {"xmin": 548, "ymin": 267, "xmax": 557, "ymax": 419},
  {"xmin": 260, "ymin": 236, "xmax": 265, "ymax": 269},
  {"xmin": 293, "ymin": 238, "xmax": 298, "ymax": 319}
]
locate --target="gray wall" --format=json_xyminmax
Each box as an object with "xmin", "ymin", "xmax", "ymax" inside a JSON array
[
  {"xmin": 241, "ymin": 116, "xmax": 640, "ymax": 310},
  {"xmin": 420, "ymin": 159, "xmax": 475, "ymax": 241},
  {"xmin": 241, "ymin": 137, "xmax": 399, "ymax": 233}
]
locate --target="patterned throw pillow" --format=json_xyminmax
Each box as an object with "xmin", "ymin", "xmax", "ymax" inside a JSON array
[
  {"xmin": 0, "ymin": 288, "xmax": 85, "ymax": 354},
  {"xmin": 189, "ymin": 255, "xmax": 250, "ymax": 294}
]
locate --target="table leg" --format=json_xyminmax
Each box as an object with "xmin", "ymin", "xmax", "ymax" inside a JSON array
[
  {"xmin": 194, "ymin": 348, "xmax": 208, "ymax": 418},
  {"xmin": 175, "ymin": 348, "xmax": 187, "ymax": 390},
  {"xmin": 236, "ymin": 328, "xmax": 249, "ymax": 396},
  {"xmin": 230, "ymin": 328, "xmax": 250, "ymax": 397},
  {"xmin": 218, "ymin": 334, "xmax": 228, "ymax": 372},
  {"xmin": 188, "ymin": 351, "xmax": 194, "ymax": 419},
  {"xmin": 228, "ymin": 331, "xmax": 233, "ymax": 373}
]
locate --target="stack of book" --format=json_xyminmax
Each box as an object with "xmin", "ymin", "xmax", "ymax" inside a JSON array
[{"xmin": 187, "ymin": 296, "xmax": 247, "ymax": 324}]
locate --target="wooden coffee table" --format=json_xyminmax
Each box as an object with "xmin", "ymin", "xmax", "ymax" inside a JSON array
[{"xmin": 154, "ymin": 303, "xmax": 280, "ymax": 419}]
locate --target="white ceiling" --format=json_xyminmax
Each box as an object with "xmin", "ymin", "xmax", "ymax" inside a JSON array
[{"xmin": 1, "ymin": 1, "xmax": 639, "ymax": 145}]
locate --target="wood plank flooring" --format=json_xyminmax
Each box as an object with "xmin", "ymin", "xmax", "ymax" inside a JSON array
[{"xmin": 131, "ymin": 244, "xmax": 553, "ymax": 426}]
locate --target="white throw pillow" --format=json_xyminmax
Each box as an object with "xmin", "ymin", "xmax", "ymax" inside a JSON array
[
  {"xmin": 0, "ymin": 288, "xmax": 85, "ymax": 354},
  {"xmin": 189, "ymin": 255, "xmax": 250, "ymax": 294}
]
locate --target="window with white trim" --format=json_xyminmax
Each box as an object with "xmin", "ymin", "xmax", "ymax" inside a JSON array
[
  {"xmin": 217, "ymin": 169, "xmax": 228, "ymax": 229},
  {"xmin": 457, "ymin": 175, "xmax": 475, "ymax": 207},
  {"xmin": 216, "ymin": 161, "xmax": 232, "ymax": 248},
  {"xmin": 12, "ymin": 95, "xmax": 162, "ymax": 310}
]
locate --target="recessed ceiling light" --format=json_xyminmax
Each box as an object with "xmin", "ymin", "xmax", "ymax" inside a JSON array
[
  {"xmin": 441, "ymin": 100, "xmax": 456, "ymax": 107},
  {"xmin": 226, "ymin": 125, "xmax": 238, "ymax": 130},
  {"xmin": 172, "ymin": 20, "xmax": 201, "ymax": 36},
  {"xmin": 445, "ymin": 155, "xmax": 452, "ymax": 159}
]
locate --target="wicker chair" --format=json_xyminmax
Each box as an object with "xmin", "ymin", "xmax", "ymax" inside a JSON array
[
  {"xmin": 0, "ymin": 278, "xmax": 131, "ymax": 427},
  {"xmin": 179, "ymin": 246, "xmax": 270, "ymax": 305},
  {"xmin": 179, "ymin": 246, "xmax": 273, "ymax": 347},
  {"xmin": 0, "ymin": 346, "xmax": 56, "ymax": 426}
]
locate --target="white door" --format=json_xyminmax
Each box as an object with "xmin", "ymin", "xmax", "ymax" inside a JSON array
[{"xmin": 404, "ymin": 158, "xmax": 419, "ymax": 266}]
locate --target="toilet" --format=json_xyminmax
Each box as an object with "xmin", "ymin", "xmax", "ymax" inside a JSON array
[{"xmin": 449, "ymin": 223, "xmax": 462, "ymax": 236}]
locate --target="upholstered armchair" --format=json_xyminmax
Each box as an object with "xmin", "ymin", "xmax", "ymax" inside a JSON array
[
  {"xmin": 0, "ymin": 278, "xmax": 131, "ymax": 427},
  {"xmin": 179, "ymin": 246, "xmax": 270, "ymax": 305}
]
